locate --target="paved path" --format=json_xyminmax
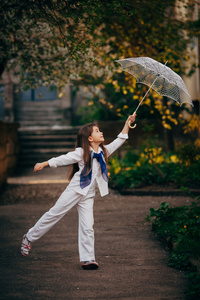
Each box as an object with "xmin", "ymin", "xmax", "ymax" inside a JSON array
[{"xmin": 0, "ymin": 168, "xmax": 190, "ymax": 299}]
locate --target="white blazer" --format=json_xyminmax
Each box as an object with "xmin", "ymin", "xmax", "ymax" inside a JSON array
[{"xmin": 48, "ymin": 132, "xmax": 128, "ymax": 197}]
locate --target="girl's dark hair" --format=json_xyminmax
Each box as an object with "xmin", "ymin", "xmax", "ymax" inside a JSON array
[{"xmin": 68, "ymin": 122, "xmax": 108, "ymax": 180}]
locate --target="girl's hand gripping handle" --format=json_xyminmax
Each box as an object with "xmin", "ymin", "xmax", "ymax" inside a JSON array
[{"xmin": 128, "ymin": 112, "xmax": 137, "ymax": 129}]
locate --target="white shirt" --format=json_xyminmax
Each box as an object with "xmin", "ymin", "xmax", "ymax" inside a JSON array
[{"xmin": 48, "ymin": 132, "xmax": 128, "ymax": 197}]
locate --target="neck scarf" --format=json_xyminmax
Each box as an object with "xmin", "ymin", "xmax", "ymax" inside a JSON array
[{"xmin": 80, "ymin": 151, "xmax": 108, "ymax": 189}]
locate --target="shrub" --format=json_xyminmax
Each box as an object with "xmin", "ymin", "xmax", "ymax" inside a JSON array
[
  {"xmin": 146, "ymin": 198, "xmax": 200, "ymax": 299},
  {"xmin": 176, "ymin": 144, "xmax": 200, "ymax": 165},
  {"xmin": 109, "ymin": 147, "xmax": 200, "ymax": 190}
]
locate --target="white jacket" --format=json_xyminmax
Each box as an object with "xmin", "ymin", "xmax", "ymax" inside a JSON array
[{"xmin": 48, "ymin": 132, "xmax": 128, "ymax": 197}]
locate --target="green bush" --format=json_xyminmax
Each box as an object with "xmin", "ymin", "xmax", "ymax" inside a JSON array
[
  {"xmin": 175, "ymin": 144, "xmax": 200, "ymax": 165},
  {"xmin": 146, "ymin": 198, "xmax": 200, "ymax": 299},
  {"xmin": 109, "ymin": 147, "xmax": 200, "ymax": 190}
]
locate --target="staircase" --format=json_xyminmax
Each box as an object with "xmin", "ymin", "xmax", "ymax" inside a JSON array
[
  {"xmin": 14, "ymin": 101, "xmax": 80, "ymax": 168},
  {"xmin": 17, "ymin": 127, "xmax": 79, "ymax": 168},
  {"xmin": 14, "ymin": 100, "xmax": 65, "ymax": 127}
]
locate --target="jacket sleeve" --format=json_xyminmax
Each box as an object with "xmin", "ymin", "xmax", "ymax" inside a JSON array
[
  {"xmin": 104, "ymin": 132, "xmax": 128, "ymax": 157},
  {"xmin": 48, "ymin": 147, "xmax": 83, "ymax": 168}
]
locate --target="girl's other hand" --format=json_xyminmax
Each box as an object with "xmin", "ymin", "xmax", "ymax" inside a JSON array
[{"xmin": 34, "ymin": 162, "xmax": 44, "ymax": 172}]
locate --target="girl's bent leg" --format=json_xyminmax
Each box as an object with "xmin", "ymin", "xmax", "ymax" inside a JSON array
[
  {"xmin": 27, "ymin": 188, "xmax": 82, "ymax": 242},
  {"xmin": 76, "ymin": 196, "xmax": 95, "ymax": 262}
]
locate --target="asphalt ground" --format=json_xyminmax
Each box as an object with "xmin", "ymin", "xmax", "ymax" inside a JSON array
[{"xmin": 0, "ymin": 167, "xmax": 191, "ymax": 299}]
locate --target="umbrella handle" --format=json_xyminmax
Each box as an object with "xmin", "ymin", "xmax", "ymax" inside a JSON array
[{"xmin": 128, "ymin": 112, "xmax": 137, "ymax": 129}]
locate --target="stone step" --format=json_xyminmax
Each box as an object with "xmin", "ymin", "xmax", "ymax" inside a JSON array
[
  {"xmin": 15, "ymin": 107, "xmax": 61, "ymax": 112},
  {"xmin": 17, "ymin": 120, "xmax": 65, "ymax": 126},
  {"xmin": 20, "ymin": 148, "xmax": 74, "ymax": 154},
  {"xmin": 18, "ymin": 128, "xmax": 79, "ymax": 135},
  {"xmin": 15, "ymin": 108, "xmax": 62, "ymax": 114},
  {"xmin": 18, "ymin": 134, "xmax": 77, "ymax": 144},
  {"xmin": 17, "ymin": 153, "xmax": 69, "ymax": 167},
  {"xmin": 15, "ymin": 102, "xmax": 61, "ymax": 107},
  {"xmin": 14, "ymin": 100, "xmax": 61, "ymax": 106},
  {"xmin": 20, "ymin": 141, "xmax": 75, "ymax": 148},
  {"xmin": 15, "ymin": 116, "xmax": 63, "ymax": 122},
  {"xmin": 14, "ymin": 100, "xmax": 78, "ymax": 168},
  {"xmin": 17, "ymin": 148, "xmax": 74, "ymax": 166},
  {"xmin": 15, "ymin": 109, "xmax": 62, "ymax": 114},
  {"xmin": 16, "ymin": 116, "xmax": 62, "ymax": 122},
  {"xmin": 14, "ymin": 100, "xmax": 66, "ymax": 127},
  {"xmin": 18, "ymin": 151, "xmax": 70, "ymax": 159},
  {"xmin": 17, "ymin": 126, "xmax": 79, "ymax": 168}
]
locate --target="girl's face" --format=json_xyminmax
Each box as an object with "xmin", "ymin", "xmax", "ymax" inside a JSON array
[{"xmin": 89, "ymin": 126, "xmax": 104, "ymax": 144}]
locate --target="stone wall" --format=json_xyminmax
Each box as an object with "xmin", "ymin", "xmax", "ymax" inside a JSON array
[{"xmin": 0, "ymin": 122, "xmax": 19, "ymax": 188}]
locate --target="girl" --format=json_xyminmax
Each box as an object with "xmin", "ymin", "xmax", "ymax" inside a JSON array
[{"xmin": 21, "ymin": 114, "xmax": 136, "ymax": 270}]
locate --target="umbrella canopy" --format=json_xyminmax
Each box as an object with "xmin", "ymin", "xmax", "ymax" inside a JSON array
[
  {"xmin": 115, "ymin": 57, "xmax": 193, "ymax": 128},
  {"xmin": 115, "ymin": 57, "xmax": 193, "ymax": 107}
]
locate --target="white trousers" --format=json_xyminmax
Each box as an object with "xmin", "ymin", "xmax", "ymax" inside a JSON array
[{"xmin": 26, "ymin": 187, "xmax": 95, "ymax": 262}]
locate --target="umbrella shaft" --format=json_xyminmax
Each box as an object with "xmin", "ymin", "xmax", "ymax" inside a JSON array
[{"xmin": 133, "ymin": 76, "xmax": 158, "ymax": 115}]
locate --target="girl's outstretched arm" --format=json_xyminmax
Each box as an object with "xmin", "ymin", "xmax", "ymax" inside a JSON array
[
  {"xmin": 34, "ymin": 147, "xmax": 83, "ymax": 172},
  {"xmin": 121, "ymin": 114, "xmax": 136, "ymax": 134},
  {"xmin": 34, "ymin": 161, "xmax": 49, "ymax": 172}
]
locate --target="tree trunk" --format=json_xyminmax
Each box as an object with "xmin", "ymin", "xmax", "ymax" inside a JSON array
[
  {"xmin": 164, "ymin": 128, "xmax": 175, "ymax": 151},
  {"xmin": 0, "ymin": 57, "xmax": 7, "ymax": 78}
]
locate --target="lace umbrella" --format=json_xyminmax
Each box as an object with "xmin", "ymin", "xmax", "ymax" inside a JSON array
[{"xmin": 115, "ymin": 57, "xmax": 193, "ymax": 128}]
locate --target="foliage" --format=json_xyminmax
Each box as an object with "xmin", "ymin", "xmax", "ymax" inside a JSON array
[
  {"xmin": 0, "ymin": 0, "xmax": 132, "ymax": 88},
  {"xmin": 146, "ymin": 196, "xmax": 200, "ymax": 299},
  {"xmin": 108, "ymin": 144, "xmax": 200, "ymax": 190},
  {"xmin": 87, "ymin": 0, "xmax": 197, "ymax": 75},
  {"xmin": 183, "ymin": 114, "xmax": 200, "ymax": 147},
  {"xmin": 77, "ymin": 0, "xmax": 199, "ymax": 124},
  {"xmin": 1, "ymin": 0, "xmax": 199, "ymax": 129},
  {"xmin": 74, "ymin": 0, "xmax": 200, "ymax": 154},
  {"xmin": 176, "ymin": 143, "xmax": 200, "ymax": 165},
  {"xmin": 78, "ymin": 71, "xmax": 191, "ymax": 142}
]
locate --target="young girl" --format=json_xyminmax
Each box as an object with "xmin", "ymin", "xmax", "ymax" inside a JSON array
[{"xmin": 21, "ymin": 114, "xmax": 136, "ymax": 270}]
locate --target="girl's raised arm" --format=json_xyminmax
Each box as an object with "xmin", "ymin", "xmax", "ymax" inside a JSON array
[{"xmin": 104, "ymin": 115, "xmax": 136, "ymax": 157}]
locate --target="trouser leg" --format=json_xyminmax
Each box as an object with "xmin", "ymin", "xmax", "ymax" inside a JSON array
[
  {"xmin": 27, "ymin": 188, "xmax": 82, "ymax": 242},
  {"xmin": 76, "ymin": 196, "xmax": 95, "ymax": 262}
]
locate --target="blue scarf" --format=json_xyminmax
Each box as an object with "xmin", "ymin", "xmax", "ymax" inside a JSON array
[{"xmin": 80, "ymin": 151, "xmax": 108, "ymax": 189}]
